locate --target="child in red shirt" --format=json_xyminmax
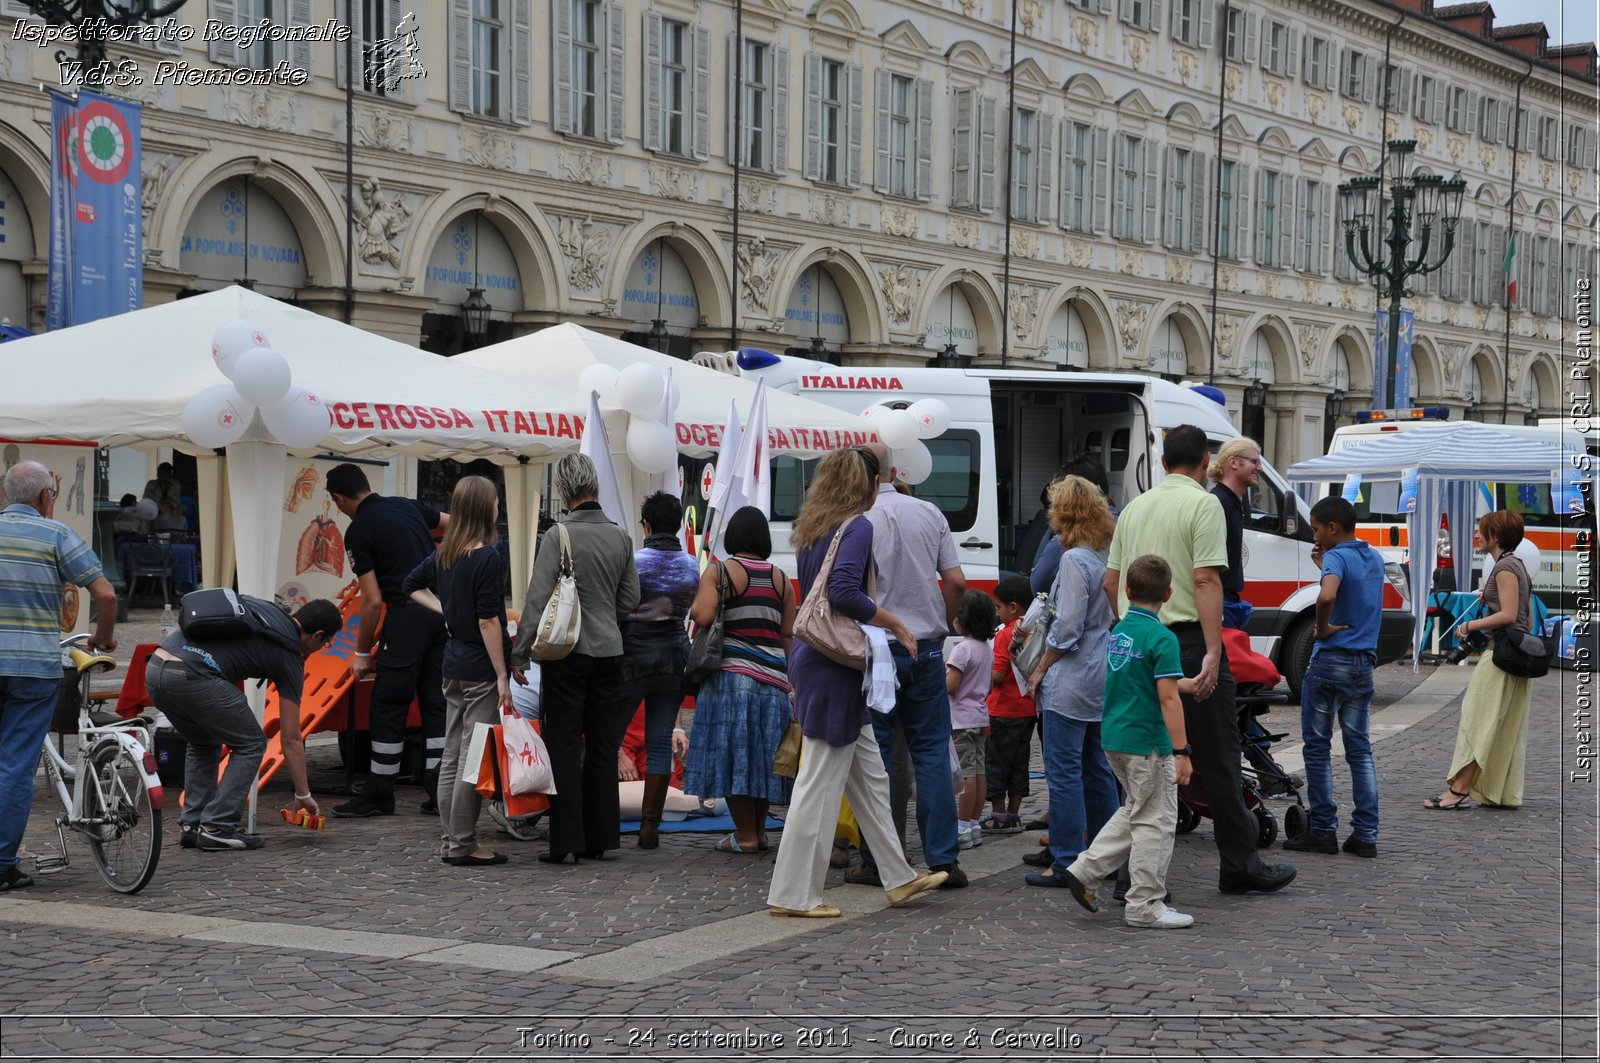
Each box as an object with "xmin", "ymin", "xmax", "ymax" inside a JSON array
[{"xmin": 982, "ymin": 576, "xmax": 1037, "ymax": 832}]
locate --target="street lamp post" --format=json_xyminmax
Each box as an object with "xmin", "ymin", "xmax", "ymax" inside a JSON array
[
  {"xmin": 1337, "ymin": 140, "xmax": 1467, "ymax": 411},
  {"xmin": 23, "ymin": 0, "xmax": 188, "ymax": 88}
]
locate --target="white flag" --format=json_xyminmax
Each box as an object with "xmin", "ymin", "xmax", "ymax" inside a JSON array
[
  {"xmin": 731, "ymin": 378, "xmax": 770, "ymax": 518},
  {"xmin": 579, "ymin": 388, "xmax": 629, "ymax": 527},
  {"xmin": 706, "ymin": 397, "xmax": 744, "ymax": 514}
]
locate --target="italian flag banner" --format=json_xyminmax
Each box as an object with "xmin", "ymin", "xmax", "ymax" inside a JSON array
[{"xmin": 1504, "ymin": 233, "xmax": 1518, "ymax": 303}]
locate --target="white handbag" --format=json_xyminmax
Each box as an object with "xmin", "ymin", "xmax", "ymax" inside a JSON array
[{"xmin": 530, "ymin": 523, "xmax": 582, "ymax": 661}]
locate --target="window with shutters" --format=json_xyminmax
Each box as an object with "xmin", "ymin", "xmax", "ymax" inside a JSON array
[
  {"xmin": 1168, "ymin": 148, "xmax": 1190, "ymax": 248},
  {"xmin": 352, "ymin": 0, "xmax": 408, "ymax": 96},
  {"xmin": 1218, "ymin": 159, "xmax": 1236, "ymax": 259},
  {"xmin": 814, "ymin": 59, "xmax": 845, "ymax": 185},
  {"xmin": 1259, "ymin": 170, "xmax": 1280, "ymax": 267},
  {"xmin": 1341, "ymin": 50, "xmax": 1368, "ymax": 100},
  {"xmin": 1478, "ymin": 96, "xmax": 1502, "ymax": 144},
  {"xmin": 1447, "ymin": 87, "xmax": 1471, "ymax": 132},
  {"xmin": 470, "ymin": 0, "xmax": 504, "ymax": 117},
  {"xmin": 1262, "ymin": 20, "xmax": 1289, "ymax": 75},
  {"xmin": 1116, "ymin": 135, "xmax": 1143, "ymax": 240},
  {"xmin": 1065, "ymin": 122, "xmax": 1092, "ymax": 232},
  {"xmin": 950, "ymin": 88, "xmax": 996, "ymax": 212},
  {"xmin": 1379, "ymin": 64, "xmax": 1409, "ymax": 112},
  {"xmin": 1303, "ymin": 36, "xmax": 1330, "ymax": 88},
  {"xmin": 741, "ymin": 40, "xmax": 769, "ymax": 170},
  {"xmin": 1540, "ymin": 116, "xmax": 1560, "ymax": 159},
  {"xmin": 1297, "ymin": 179, "xmax": 1325, "ymax": 273},
  {"xmin": 887, "ymin": 75, "xmax": 913, "ymax": 198},
  {"xmin": 1120, "ymin": 0, "xmax": 1154, "ymax": 31},
  {"xmin": 1013, "ymin": 109, "xmax": 1038, "ymax": 222},
  {"xmin": 228, "ymin": 0, "xmax": 290, "ymax": 68},
  {"xmin": 1532, "ymin": 235, "xmax": 1551, "ymax": 315},
  {"xmin": 1224, "ymin": 7, "xmax": 1253, "ymax": 62},
  {"xmin": 568, "ymin": 0, "xmax": 601, "ymax": 138},
  {"xmin": 1170, "ymin": 0, "xmax": 1197, "ymax": 44},
  {"xmin": 1511, "ymin": 107, "xmax": 1530, "ymax": 150},
  {"xmin": 1471, "ymin": 220, "xmax": 1491, "ymax": 304},
  {"xmin": 1412, "ymin": 75, "xmax": 1436, "ymax": 121},
  {"xmin": 658, "ymin": 19, "xmax": 688, "ymax": 155},
  {"xmin": 1568, "ymin": 125, "xmax": 1588, "ymax": 168}
]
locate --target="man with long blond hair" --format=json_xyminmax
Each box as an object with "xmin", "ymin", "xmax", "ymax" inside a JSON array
[{"xmin": 1206, "ymin": 437, "xmax": 1263, "ymax": 630}]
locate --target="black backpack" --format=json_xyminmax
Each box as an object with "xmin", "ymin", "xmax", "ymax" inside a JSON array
[{"xmin": 178, "ymin": 588, "xmax": 300, "ymax": 654}]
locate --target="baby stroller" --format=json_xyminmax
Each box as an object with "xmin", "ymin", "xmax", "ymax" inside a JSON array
[{"xmin": 1175, "ymin": 628, "xmax": 1309, "ymax": 847}]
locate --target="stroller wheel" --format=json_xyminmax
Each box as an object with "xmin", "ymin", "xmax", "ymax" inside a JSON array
[
  {"xmin": 1284, "ymin": 804, "xmax": 1308, "ymax": 840},
  {"xmin": 1254, "ymin": 806, "xmax": 1279, "ymax": 849},
  {"xmin": 1175, "ymin": 799, "xmax": 1200, "ymax": 834}
]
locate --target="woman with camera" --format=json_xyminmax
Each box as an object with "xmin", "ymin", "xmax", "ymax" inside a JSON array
[{"xmin": 1425, "ymin": 510, "xmax": 1535, "ymax": 811}]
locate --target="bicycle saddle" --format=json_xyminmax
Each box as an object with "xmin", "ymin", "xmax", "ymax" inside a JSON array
[{"xmin": 68, "ymin": 648, "xmax": 117, "ymax": 675}]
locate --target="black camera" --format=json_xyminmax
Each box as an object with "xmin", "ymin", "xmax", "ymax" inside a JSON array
[{"xmin": 1444, "ymin": 629, "xmax": 1489, "ymax": 665}]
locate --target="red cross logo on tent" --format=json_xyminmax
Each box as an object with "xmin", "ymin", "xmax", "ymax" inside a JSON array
[{"xmin": 700, "ymin": 463, "xmax": 716, "ymax": 501}]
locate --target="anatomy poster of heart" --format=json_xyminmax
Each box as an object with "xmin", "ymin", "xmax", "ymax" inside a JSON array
[
  {"xmin": 2, "ymin": 441, "xmax": 99, "ymax": 635},
  {"xmin": 276, "ymin": 458, "xmax": 355, "ymax": 608}
]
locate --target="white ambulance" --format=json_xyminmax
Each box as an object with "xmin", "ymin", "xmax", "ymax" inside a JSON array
[
  {"xmin": 1327, "ymin": 411, "xmax": 1597, "ymax": 612},
  {"xmin": 693, "ymin": 350, "xmax": 1414, "ymax": 697}
]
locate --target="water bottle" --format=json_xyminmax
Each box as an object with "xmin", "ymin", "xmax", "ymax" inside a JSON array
[{"xmin": 160, "ymin": 603, "xmax": 175, "ymax": 641}]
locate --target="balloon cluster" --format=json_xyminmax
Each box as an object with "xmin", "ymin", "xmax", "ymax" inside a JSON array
[
  {"xmin": 861, "ymin": 398, "xmax": 950, "ymax": 486},
  {"xmin": 182, "ymin": 321, "xmax": 329, "ymax": 450},
  {"xmin": 577, "ymin": 362, "xmax": 680, "ymax": 475}
]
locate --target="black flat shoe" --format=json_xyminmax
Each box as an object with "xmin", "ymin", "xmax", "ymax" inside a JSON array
[
  {"xmin": 445, "ymin": 852, "xmax": 508, "ymax": 866},
  {"xmin": 538, "ymin": 852, "xmax": 580, "ymax": 865},
  {"xmin": 1022, "ymin": 849, "xmax": 1053, "ymax": 868}
]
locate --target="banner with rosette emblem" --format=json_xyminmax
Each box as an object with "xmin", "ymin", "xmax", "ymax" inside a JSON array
[{"xmin": 47, "ymin": 90, "xmax": 142, "ymax": 329}]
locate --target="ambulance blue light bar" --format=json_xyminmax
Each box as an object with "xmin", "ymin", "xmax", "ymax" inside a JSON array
[
  {"xmin": 1354, "ymin": 406, "xmax": 1449, "ymax": 423},
  {"xmin": 736, "ymin": 347, "xmax": 782, "ymax": 370}
]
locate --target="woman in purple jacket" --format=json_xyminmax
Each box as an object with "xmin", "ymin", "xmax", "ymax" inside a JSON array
[{"xmin": 766, "ymin": 447, "xmax": 947, "ymax": 918}]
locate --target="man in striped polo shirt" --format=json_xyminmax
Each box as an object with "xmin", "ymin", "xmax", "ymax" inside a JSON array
[{"xmin": 0, "ymin": 461, "xmax": 118, "ymax": 891}]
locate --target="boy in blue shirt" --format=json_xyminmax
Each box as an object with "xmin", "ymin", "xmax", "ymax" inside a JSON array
[
  {"xmin": 1061, "ymin": 555, "xmax": 1196, "ymax": 929},
  {"xmin": 1286, "ymin": 496, "xmax": 1385, "ymax": 858}
]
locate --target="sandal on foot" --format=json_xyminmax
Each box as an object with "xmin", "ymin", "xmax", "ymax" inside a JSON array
[
  {"xmin": 1422, "ymin": 788, "xmax": 1476, "ymax": 811},
  {"xmin": 715, "ymin": 833, "xmax": 758, "ymax": 854}
]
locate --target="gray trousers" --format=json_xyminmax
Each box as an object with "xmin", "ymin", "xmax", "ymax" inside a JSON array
[
  {"xmin": 437, "ymin": 678, "xmax": 502, "ymax": 858},
  {"xmin": 144, "ymin": 658, "xmax": 265, "ymax": 831}
]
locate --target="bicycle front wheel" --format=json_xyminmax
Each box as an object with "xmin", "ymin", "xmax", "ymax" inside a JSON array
[{"xmin": 84, "ymin": 743, "xmax": 162, "ymax": 894}]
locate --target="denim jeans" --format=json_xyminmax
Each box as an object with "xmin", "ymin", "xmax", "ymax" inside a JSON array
[
  {"xmin": 861, "ymin": 640, "xmax": 959, "ymax": 870},
  {"xmin": 615, "ymin": 674, "xmax": 681, "ymax": 775},
  {"xmin": 145, "ymin": 659, "xmax": 266, "ymax": 831},
  {"xmin": 0, "ymin": 674, "xmax": 61, "ymax": 871},
  {"xmin": 1299, "ymin": 647, "xmax": 1379, "ymax": 841},
  {"xmin": 1040, "ymin": 710, "xmax": 1120, "ymax": 872}
]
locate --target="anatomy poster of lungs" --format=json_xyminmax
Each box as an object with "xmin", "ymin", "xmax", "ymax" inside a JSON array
[
  {"xmin": 276, "ymin": 458, "xmax": 355, "ymax": 609},
  {"xmin": 2, "ymin": 441, "xmax": 98, "ymax": 635}
]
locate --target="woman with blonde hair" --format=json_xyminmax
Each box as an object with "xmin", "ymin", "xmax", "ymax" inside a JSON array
[
  {"xmin": 511, "ymin": 453, "xmax": 640, "ymax": 863},
  {"xmin": 402, "ymin": 475, "xmax": 512, "ymax": 866},
  {"xmin": 1425, "ymin": 509, "xmax": 1535, "ymax": 810},
  {"xmin": 1023, "ymin": 474, "xmax": 1119, "ymax": 888},
  {"xmin": 766, "ymin": 447, "xmax": 947, "ymax": 917}
]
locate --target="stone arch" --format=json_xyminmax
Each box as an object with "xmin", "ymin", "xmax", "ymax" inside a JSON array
[
  {"xmin": 770, "ymin": 244, "xmax": 884, "ymax": 346},
  {"xmin": 1165, "ymin": 101, "xmax": 1205, "ymax": 127},
  {"xmin": 157, "ymin": 154, "xmax": 341, "ymax": 289},
  {"xmin": 1533, "ymin": 198, "xmax": 1559, "ymax": 220},
  {"xmin": 1410, "ymin": 335, "xmax": 1443, "ymax": 400},
  {"xmin": 918, "ymin": 266, "xmax": 1002, "ymax": 355},
  {"xmin": 0, "ymin": 122, "xmax": 49, "ymax": 257},
  {"xmin": 1471, "ymin": 181, "xmax": 1499, "ymax": 204},
  {"xmin": 1466, "ymin": 345, "xmax": 1504, "ymax": 403},
  {"xmin": 1326, "ymin": 324, "xmax": 1374, "ymax": 397},
  {"xmin": 1258, "ymin": 126, "xmax": 1295, "ymax": 152},
  {"xmin": 945, "ymin": 39, "xmax": 993, "ymax": 69},
  {"xmin": 1527, "ymin": 352, "xmax": 1561, "ymax": 413},
  {"xmin": 1034, "ymin": 284, "xmax": 1116, "ymax": 368},
  {"xmin": 1147, "ymin": 300, "xmax": 1211, "ymax": 377},
  {"xmin": 605, "ymin": 220, "xmax": 732, "ymax": 333},
  {"xmin": 1337, "ymin": 145, "xmax": 1372, "ymax": 172},
  {"xmin": 1063, "ymin": 72, "xmax": 1108, "ymax": 101},
  {"xmin": 1236, "ymin": 312, "xmax": 1297, "ymax": 385},
  {"xmin": 405, "ymin": 192, "xmax": 561, "ymax": 311}
]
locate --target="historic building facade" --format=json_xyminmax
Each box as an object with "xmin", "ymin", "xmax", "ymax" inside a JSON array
[{"xmin": 0, "ymin": 0, "xmax": 1594, "ymax": 465}]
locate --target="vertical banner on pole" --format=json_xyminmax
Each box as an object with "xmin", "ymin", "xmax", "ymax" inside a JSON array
[
  {"xmin": 1393, "ymin": 309, "xmax": 1414, "ymax": 409},
  {"xmin": 47, "ymin": 90, "xmax": 143, "ymax": 330},
  {"xmin": 1372, "ymin": 309, "xmax": 1389, "ymax": 410}
]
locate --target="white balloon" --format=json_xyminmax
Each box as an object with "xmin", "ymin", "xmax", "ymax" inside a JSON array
[
  {"xmin": 909, "ymin": 398, "xmax": 952, "ymax": 439},
  {"xmin": 578, "ymin": 364, "xmax": 619, "ymax": 403},
  {"xmin": 860, "ymin": 403, "xmax": 886, "ymax": 423},
  {"xmin": 211, "ymin": 320, "xmax": 269, "ymax": 379},
  {"xmin": 232, "ymin": 347, "xmax": 292, "ymax": 406},
  {"xmin": 878, "ymin": 408, "xmax": 919, "ymax": 450},
  {"xmin": 182, "ymin": 383, "xmax": 254, "ymax": 449},
  {"xmin": 617, "ymin": 363, "xmax": 667, "ymax": 416},
  {"xmin": 262, "ymin": 387, "xmax": 330, "ymax": 449},
  {"xmin": 626, "ymin": 417, "xmax": 677, "ymax": 474},
  {"xmin": 894, "ymin": 440, "xmax": 933, "ymax": 486},
  {"xmin": 134, "ymin": 498, "xmax": 159, "ymax": 522}
]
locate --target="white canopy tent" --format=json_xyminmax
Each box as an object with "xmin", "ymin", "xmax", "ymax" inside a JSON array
[
  {"xmin": 0, "ymin": 287, "xmax": 589, "ymax": 603},
  {"xmin": 1286, "ymin": 422, "xmax": 1585, "ymax": 666}
]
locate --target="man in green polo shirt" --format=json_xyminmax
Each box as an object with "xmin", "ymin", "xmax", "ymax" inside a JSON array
[{"xmin": 1103, "ymin": 425, "xmax": 1296, "ymax": 896}]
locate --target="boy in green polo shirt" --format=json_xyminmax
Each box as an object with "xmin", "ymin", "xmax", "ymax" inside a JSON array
[{"xmin": 1061, "ymin": 555, "xmax": 1197, "ymax": 929}]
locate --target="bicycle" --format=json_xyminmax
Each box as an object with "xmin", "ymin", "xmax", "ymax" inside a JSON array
[{"xmin": 34, "ymin": 634, "xmax": 164, "ymax": 894}]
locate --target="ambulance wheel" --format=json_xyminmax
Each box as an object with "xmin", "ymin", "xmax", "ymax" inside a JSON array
[
  {"xmin": 1175, "ymin": 799, "xmax": 1200, "ymax": 834},
  {"xmin": 1255, "ymin": 806, "xmax": 1278, "ymax": 849},
  {"xmin": 1284, "ymin": 804, "xmax": 1309, "ymax": 840},
  {"xmin": 1283, "ymin": 620, "xmax": 1315, "ymax": 703}
]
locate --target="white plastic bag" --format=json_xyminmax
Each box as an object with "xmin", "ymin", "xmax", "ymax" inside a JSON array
[
  {"xmin": 460, "ymin": 721, "xmax": 495, "ymax": 786},
  {"xmin": 501, "ymin": 711, "xmax": 556, "ymax": 795}
]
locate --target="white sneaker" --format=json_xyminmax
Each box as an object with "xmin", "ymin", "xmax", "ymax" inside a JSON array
[
  {"xmin": 969, "ymin": 824, "xmax": 983, "ymax": 847},
  {"xmin": 1129, "ymin": 907, "xmax": 1194, "ymax": 929},
  {"xmin": 958, "ymin": 826, "xmax": 976, "ymax": 850}
]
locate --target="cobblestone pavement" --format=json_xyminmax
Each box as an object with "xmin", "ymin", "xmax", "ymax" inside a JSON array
[{"xmin": 3, "ymin": 611, "xmax": 1595, "ymax": 1060}]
